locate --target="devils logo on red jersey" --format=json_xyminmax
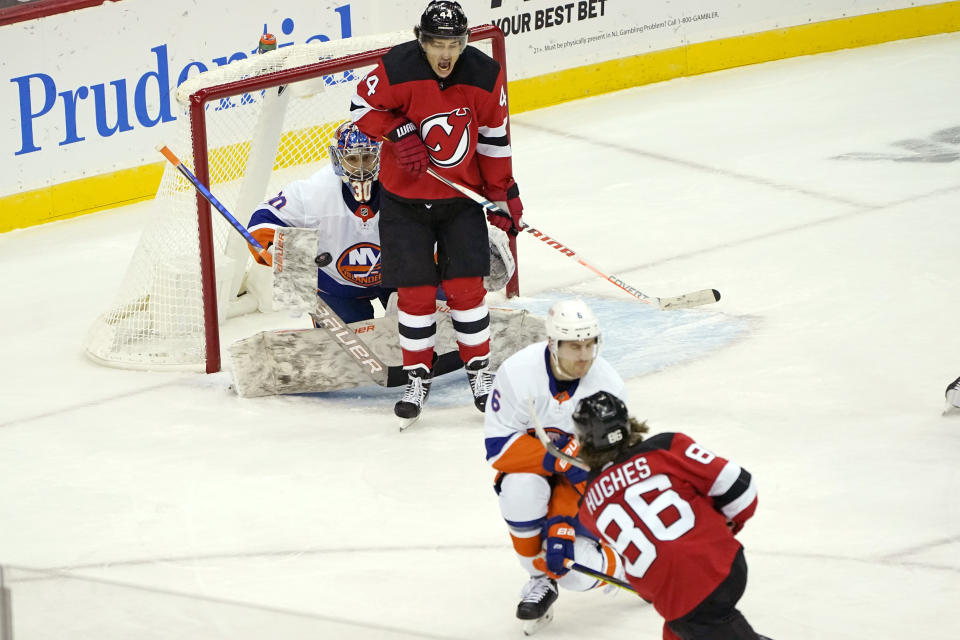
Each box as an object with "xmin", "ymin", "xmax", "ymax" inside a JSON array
[{"xmin": 421, "ymin": 108, "xmax": 473, "ymax": 168}]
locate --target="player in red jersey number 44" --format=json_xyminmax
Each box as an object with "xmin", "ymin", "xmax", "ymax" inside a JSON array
[
  {"xmin": 350, "ymin": 1, "xmax": 524, "ymax": 424},
  {"xmin": 572, "ymin": 391, "xmax": 774, "ymax": 640}
]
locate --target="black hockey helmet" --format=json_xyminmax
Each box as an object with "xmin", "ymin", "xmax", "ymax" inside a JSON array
[
  {"xmin": 415, "ymin": 1, "xmax": 468, "ymax": 43},
  {"xmin": 572, "ymin": 391, "xmax": 630, "ymax": 452}
]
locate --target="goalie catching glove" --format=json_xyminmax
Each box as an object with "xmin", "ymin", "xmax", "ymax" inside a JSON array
[{"xmin": 485, "ymin": 181, "xmax": 523, "ymax": 235}]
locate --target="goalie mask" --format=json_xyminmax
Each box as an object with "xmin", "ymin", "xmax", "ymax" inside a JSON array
[
  {"xmin": 329, "ymin": 123, "xmax": 381, "ymax": 203},
  {"xmin": 545, "ymin": 299, "xmax": 602, "ymax": 380},
  {"xmin": 572, "ymin": 391, "xmax": 630, "ymax": 453}
]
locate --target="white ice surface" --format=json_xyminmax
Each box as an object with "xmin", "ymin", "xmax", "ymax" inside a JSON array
[{"xmin": 2, "ymin": 34, "xmax": 960, "ymax": 640}]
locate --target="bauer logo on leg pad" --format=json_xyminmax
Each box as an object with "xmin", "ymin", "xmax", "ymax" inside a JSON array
[{"xmin": 313, "ymin": 304, "xmax": 384, "ymax": 375}]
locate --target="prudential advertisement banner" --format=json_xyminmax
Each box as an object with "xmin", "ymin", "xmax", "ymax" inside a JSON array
[{"xmin": 0, "ymin": 0, "xmax": 953, "ymax": 224}]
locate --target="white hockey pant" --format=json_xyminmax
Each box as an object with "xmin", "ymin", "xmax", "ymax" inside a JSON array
[{"xmin": 498, "ymin": 472, "xmax": 622, "ymax": 591}]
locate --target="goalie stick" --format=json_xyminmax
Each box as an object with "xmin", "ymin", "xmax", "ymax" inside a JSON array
[
  {"xmin": 157, "ymin": 144, "xmax": 274, "ymax": 268},
  {"xmin": 426, "ymin": 168, "xmax": 720, "ymax": 311},
  {"xmin": 156, "ymin": 144, "xmax": 392, "ymax": 388}
]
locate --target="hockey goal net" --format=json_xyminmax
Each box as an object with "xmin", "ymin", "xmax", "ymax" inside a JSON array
[{"xmin": 84, "ymin": 25, "xmax": 514, "ymax": 373}]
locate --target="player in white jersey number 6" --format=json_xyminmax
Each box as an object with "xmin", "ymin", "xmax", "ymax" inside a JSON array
[{"xmin": 483, "ymin": 299, "xmax": 626, "ymax": 633}]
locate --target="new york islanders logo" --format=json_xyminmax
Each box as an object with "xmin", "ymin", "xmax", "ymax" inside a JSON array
[
  {"xmin": 421, "ymin": 108, "xmax": 472, "ymax": 168},
  {"xmin": 337, "ymin": 242, "xmax": 382, "ymax": 286}
]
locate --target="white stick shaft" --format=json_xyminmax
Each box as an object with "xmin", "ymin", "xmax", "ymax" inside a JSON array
[
  {"xmin": 427, "ymin": 168, "xmax": 503, "ymax": 213},
  {"xmin": 426, "ymin": 169, "xmax": 719, "ymax": 310},
  {"xmin": 529, "ymin": 398, "xmax": 591, "ymax": 471}
]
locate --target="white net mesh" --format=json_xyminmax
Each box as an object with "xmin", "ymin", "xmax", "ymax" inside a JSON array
[{"xmin": 83, "ymin": 31, "xmax": 426, "ymax": 370}]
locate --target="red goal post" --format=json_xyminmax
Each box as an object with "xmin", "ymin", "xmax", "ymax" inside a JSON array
[{"xmin": 83, "ymin": 25, "xmax": 517, "ymax": 374}]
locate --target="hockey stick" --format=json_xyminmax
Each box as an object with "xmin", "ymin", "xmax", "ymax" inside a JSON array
[
  {"xmin": 426, "ymin": 169, "xmax": 720, "ymax": 310},
  {"xmin": 157, "ymin": 144, "xmax": 392, "ymax": 388},
  {"xmin": 528, "ymin": 404, "xmax": 645, "ymax": 597},
  {"xmin": 564, "ymin": 559, "xmax": 638, "ymax": 595},
  {"xmin": 533, "ymin": 551, "xmax": 638, "ymax": 594},
  {"xmin": 157, "ymin": 144, "xmax": 274, "ymax": 267},
  {"xmin": 529, "ymin": 398, "xmax": 591, "ymax": 471},
  {"xmin": 427, "ymin": 168, "xmax": 519, "ymax": 234}
]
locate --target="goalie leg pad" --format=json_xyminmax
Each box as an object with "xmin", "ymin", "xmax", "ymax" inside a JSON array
[
  {"xmin": 229, "ymin": 305, "xmax": 545, "ymax": 397},
  {"xmin": 312, "ymin": 292, "xmax": 380, "ymax": 324}
]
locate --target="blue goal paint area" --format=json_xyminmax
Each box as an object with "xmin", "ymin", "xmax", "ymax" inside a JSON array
[{"xmin": 317, "ymin": 294, "xmax": 751, "ymax": 409}]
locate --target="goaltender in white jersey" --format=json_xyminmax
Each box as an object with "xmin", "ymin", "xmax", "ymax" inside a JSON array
[
  {"xmin": 483, "ymin": 299, "xmax": 627, "ymax": 632},
  {"xmin": 247, "ymin": 123, "xmax": 390, "ymax": 323}
]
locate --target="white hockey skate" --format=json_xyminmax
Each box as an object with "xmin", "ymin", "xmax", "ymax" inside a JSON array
[{"xmin": 516, "ymin": 575, "xmax": 557, "ymax": 636}]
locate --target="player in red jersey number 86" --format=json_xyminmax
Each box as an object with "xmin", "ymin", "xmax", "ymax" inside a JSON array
[{"xmin": 572, "ymin": 391, "xmax": 774, "ymax": 640}]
